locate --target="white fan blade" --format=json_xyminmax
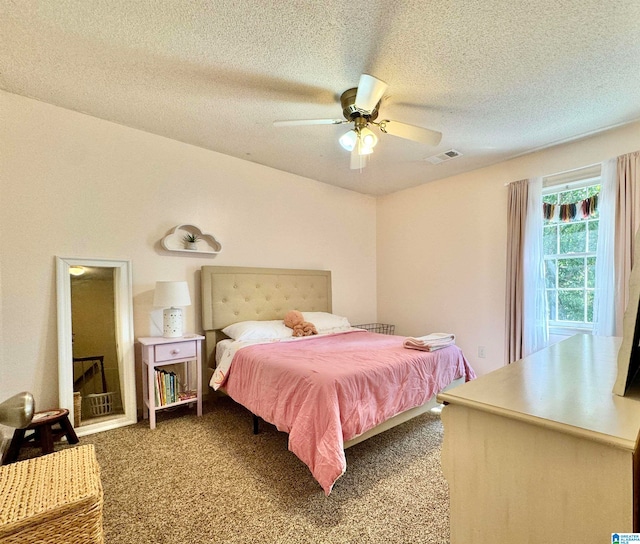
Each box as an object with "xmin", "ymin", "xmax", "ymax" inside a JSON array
[
  {"xmin": 355, "ymin": 74, "xmax": 388, "ymax": 113},
  {"xmin": 273, "ymin": 119, "xmax": 345, "ymax": 127},
  {"xmin": 379, "ymin": 120, "xmax": 442, "ymax": 146},
  {"xmin": 350, "ymin": 145, "xmax": 367, "ymax": 170}
]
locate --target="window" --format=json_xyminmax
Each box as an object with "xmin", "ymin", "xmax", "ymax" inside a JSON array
[{"xmin": 543, "ymin": 180, "xmax": 600, "ymax": 333}]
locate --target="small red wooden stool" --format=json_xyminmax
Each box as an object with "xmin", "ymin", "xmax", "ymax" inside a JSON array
[{"xmin": 1, "ymin": 408, "xmax": 79, "ymax": 465}]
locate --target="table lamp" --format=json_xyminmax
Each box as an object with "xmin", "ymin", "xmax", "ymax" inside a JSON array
[{"xmin": 153, "ymin": 281, "xmax": 191, "ymax": 338}]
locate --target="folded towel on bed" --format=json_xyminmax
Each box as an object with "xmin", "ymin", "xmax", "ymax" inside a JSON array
[{"xmin": 403, "ymin": 333, "xmax": 456, "ymax": 352}]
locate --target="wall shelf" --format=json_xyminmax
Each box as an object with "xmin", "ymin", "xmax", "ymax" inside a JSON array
[{"xmin": 160, "ymin": 224, "xmax": 222, "ymax": 255}]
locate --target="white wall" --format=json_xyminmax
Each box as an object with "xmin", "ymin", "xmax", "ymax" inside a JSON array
[
  {"xmin": 0, "ymin": 91, "xmax": 377, "ymax": 419},
  {"xmin": 2, "ymin": 87, "xmax": 638, "ymax": 425},
  {"xmin": 377, "ymin": 121, "xmax": 640, "ymax": 376}
]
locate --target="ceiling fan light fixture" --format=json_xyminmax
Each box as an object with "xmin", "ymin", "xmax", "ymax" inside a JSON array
[
  {"xmin": 339, "ymin": 129, "xmax": 357, "ymax": 151},
  {"xmin": 356, "ymin": 136, "xmax": 374, "ymax": 156},
  {"xmin": 359, "ymin": 127, "xmax": 378, "ymax": 149},
  {"xmin": 274, "ymin": 73, "xmax": 444, "ymax": 171}
]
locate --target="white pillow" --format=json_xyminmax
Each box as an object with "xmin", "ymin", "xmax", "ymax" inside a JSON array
[
  {"xmin": 222, "ymin": 320, "xmax": 293, "ymax": 341},
  {"xmin": 302, "ymin": 312, "xmax": 351, "ymax": 332}
]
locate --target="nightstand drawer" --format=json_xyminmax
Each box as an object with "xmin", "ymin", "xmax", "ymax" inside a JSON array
[{"xmin": 154, "ymin": 341, "xmax": 196, "ymax": 362}]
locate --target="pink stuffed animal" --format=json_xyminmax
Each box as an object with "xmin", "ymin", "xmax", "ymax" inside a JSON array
[{"xmin": 284, "ymin": 310, "xmax": 318, "ymax": 337}]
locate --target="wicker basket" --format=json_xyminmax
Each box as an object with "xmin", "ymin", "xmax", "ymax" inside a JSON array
[
  {"xmin": 73, "ymin": 392, "xmax": 82, "ymax": 427},
  {"xmin": 86, "ymin": 392, "xmax": 114, "ymax": 417},
  {"xmin": 353, "ymin": 323, "xmax": 396, "ymax": 335},
  {"xmin": 0, "ymin": 444, "xmax": 104, "ymax": 543}
]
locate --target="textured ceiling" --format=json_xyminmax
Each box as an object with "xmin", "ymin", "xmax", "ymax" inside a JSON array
[{"xmin": 2, "ymin": 1, "xmax": 639, "ymax": 196}]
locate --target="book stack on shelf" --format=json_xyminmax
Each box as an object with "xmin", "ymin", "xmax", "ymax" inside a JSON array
[{"xmin": 153, "ymin": 369, "xmax": 196, "ymax": 406}]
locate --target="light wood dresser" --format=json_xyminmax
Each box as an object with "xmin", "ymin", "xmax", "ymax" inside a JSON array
[{"xmin": 437, "ymin": 334, "xmax": 640, "ymax": 542}]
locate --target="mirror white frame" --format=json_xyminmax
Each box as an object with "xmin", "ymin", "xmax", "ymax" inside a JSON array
[{"xmin": 56, "ymin": 257, "xmax": 137, "ymax": 436}]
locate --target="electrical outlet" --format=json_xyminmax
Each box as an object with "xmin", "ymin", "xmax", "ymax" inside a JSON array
[{"xmin": 478, "ymin": 346, "xmax": 486, "ymax": 358}]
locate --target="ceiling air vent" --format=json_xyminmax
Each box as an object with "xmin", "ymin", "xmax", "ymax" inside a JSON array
[{"xmin": 425, "ymin": 149, "xmax": 463, "ymax": 164}]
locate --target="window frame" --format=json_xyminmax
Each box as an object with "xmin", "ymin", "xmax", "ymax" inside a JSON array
[{"xmin": 542, "ymin": 175, "xmax": 601, "ymax": 335}]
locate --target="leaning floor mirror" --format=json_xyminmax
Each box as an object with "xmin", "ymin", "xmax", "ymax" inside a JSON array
[{"xmin": 56, "ymin": 257, "xmax": 137, "ymax": 436}]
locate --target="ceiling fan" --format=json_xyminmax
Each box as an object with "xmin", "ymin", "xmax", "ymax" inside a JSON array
[{"xmin": 273, "ymin": 74, "xmax": 442, "ymax": 170}]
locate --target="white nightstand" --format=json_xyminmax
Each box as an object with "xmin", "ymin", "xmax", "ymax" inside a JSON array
[{"xmin": 138, "ymin": 335, "xmax": 204, "ymax": 429}]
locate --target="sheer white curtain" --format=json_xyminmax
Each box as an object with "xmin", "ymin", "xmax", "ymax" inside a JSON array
[
  {"xmin": 593, "ymin": 158, "xmax": 617, "ymax": 336},
  {"xmin": 522, "ymin": 177, "xmax": 548, "ymax": 355}
]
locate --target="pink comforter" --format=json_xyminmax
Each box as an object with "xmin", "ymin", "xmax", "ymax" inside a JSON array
[{"xmin": 222, "ymin": 330, "xmax": 475, "ymax": 494}]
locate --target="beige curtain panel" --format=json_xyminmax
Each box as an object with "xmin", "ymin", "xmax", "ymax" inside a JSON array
[
  {"xmin": 505, "ymin": 179, "xmax": 528, "ymax": 364},
  {"xmin": 615, "ymin": 151, "xmax": 640, "ymax": 334}
]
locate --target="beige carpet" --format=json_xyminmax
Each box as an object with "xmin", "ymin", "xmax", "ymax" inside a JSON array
[{"xmin": 43, "ymin": 397, "xmax": 450, "ymax": 543}]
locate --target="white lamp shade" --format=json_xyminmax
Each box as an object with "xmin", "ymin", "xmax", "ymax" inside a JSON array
[
  {"xmin": 359, "ymin": 127, "xmax": 378, "ymax": 149},
  {"xmin": 153, "ymin": 281, "xmax": 191, "ymax": 308},
  {"xmin": 355, "ymin": 136, "xmax": 373, "ymax": 156},
  {"xmin": 339, "ymin": 129, "xmax": 357, "ymax": 151}
]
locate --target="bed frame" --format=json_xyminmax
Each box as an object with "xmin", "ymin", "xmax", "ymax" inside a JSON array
[{"xmin": 200, "ymin": 265, "xmax": 462, "ymax": 448}]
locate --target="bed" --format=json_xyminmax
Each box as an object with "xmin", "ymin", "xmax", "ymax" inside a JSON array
[{"xmin": 201, "ymin": 265, "xmax": 475, "ymax": 494}]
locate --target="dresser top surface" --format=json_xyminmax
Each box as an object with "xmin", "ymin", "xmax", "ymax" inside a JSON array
[{"xmin": 438, "ymin": 335, "xmax": 640, "ymax": 450}]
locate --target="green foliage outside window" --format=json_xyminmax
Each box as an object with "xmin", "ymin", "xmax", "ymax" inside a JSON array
[
  {"xmin": 588, "ymin": 222, "xmax": 598, "ymax": 252},
  {"xmin": 557, "ymin": 258, "xmax": 584, "ymax": 288},
  {"xmin": 543, "ymin": 225, "xmax": 557, "ymax": 255},
  {"xmin": 587, "ymin": 257, "xmax": 596, "ymax": 289},
  {"xmin": 558, "ymin": 290, "xmax": 584, "ymax": 321},
  {"xmin": 559, "ymin": 223, "xmax": 586, "ymax": 253}
]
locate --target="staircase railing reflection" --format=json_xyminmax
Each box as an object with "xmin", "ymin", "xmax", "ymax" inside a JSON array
[{"xmin": 73, "ymin": 356, "xmax": 106, "ymax": 393}]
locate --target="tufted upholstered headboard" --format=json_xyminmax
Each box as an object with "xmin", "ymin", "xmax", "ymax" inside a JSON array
[{"xmin": 200, "ymin": 266, "xmax": 332, "ymax": 381}]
